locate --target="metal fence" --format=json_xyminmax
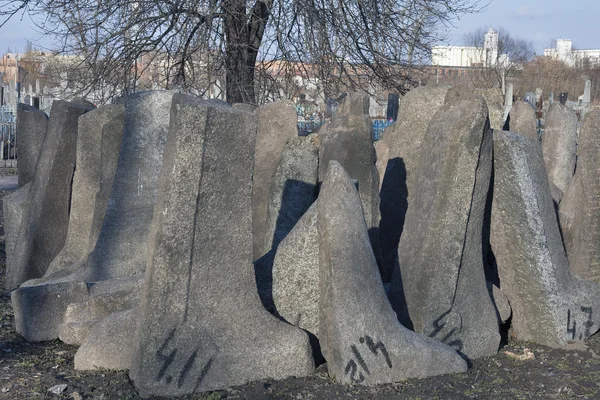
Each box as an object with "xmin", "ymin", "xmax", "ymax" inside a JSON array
[{"xmin": 0, "ymin": 105, "xmax": 17, "ymax": 168}]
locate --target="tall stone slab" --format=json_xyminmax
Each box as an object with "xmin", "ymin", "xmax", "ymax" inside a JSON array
[
  {"xmin": 336, "ymin": 92, "xmax": 370, "ymax": 118},
  {"xmin": 583, "ymin": 80, "xmax": 591, "ymax": 104},
  {"xmin": 130, "ymin": 95, "xmax": 314, "ymax": 397},
  {"xmin": 506, "ymin": 100, "xmax": 537, "ymax": 141},
  {"xmin": 389, "ymin": 98, "xmax": 500, "ymax": 360},
  {"xmin": 318, "ymin": 161, "xmax": 467, "ymax": 385},
  {"xmin": 12, "ymin": 91, "xmax": 172, "ymax": 342},
  {"xmin": 541, "ymin": 102, "xmax": 578, "ymax": 196},
  {"xmin": 491, "ymin": 130, "xmax": 600, "ymax": 346},
  {"xmin": 318, "ymin": 115, "xmax": 381, "ymax": 271},
  {"xmin": 3, "ymin": 183, "xmax": 30, "ymax": 290},
  {"xmin": 253, "ymin": 100, "xmax": 298, "ymax": 260},
  {"xmin": 379, "ymin": 85, "xmax": 450, "ymax": 281},
  {"xmin": 559, "ymin": 111, "xmax": 600, "ymax": 282},
  {"xmin": 16, "ymin": 103, "xmax": 48, "ymax": 187},
  {"xmin": 444, "ymin": 87, "xmax": 504, "ymax": 130},
  {"xmin": 42, "ymin": 105, "xmax": 125, "ymax": 280},
  {"xmin": 261, "ymin": 134, "xmax": 319, "ymax": 255},
  {"xmin": 7, "ymin": 100, "xmax": 91, "ymax": 291}
]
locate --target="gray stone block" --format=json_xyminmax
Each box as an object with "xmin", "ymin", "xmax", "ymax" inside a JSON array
[
  {"xmin": 379, "ymin": 85, "xmax": 450, "ymax": 281},
  {"xmin": 336, "ymin": 92, "xmax": 370, "ymax": 117},
  {"xmin": 272, "ymin": 203, "xmax": 319, "ymax": 335},
  {"xmin": 8, "ymin": 100, "xmax": 91, "ymax": 290},
  {"xmin": 389, "ymin": 98, "xmax": 500, "ymax": 360},
  {"xmin": 318, "ymin": 161, "xmax": 467, "ymax": 385},
  {"xmin": 542, "ymin": 103, "xmax": 577, "ymax": 195},
  {"xmin": 491, "ymin": 130, "xmax": 600, "ymax": 346},
  {"xmin": 559, "ymin": 111, "xmax": 600, "ymax": 282},
  {"xmin": 3, "ymin": 183, "xmax": 30, "ymax": 290},
  {"xmin": 253, "ymin": 100, "xmax": 298, "ymax": 260},
  {"xmin": 130, "ymin": 94, "xmax": 314, "ymax": 397},
  {"xmin": 16, "ymin": 103, "xmax": 47, "ymax": 187},
  {"xmin": 507, "ymin": 100, "xmax": 537, "ymax": 141},
  {"xmin": 445, "ymin": 87, "xmax": 504, "ymax": 130},
  {"xmin": 74, "ymin": 308, "xmax": 137, "ymax": 371},
  {"xmin": 318, "ymin": 114, "xmax": 381, "ymax": 272}
]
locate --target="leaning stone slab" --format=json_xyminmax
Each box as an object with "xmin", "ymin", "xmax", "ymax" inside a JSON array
[
  {"xmin": 8, "ymin": 100, "xmax": 91, "ymax": 291},
  {"xmin": 3, "ymin": 183, "xmax": 30, "ymax": 290},
  {"xmin": 445, "ymin": 87, "xmax": 504, "ymax": 130},
  {"xmin": 12, "ymin": 91, "xmax": 172, "ymax": 342},
  {"xmin": 542, "ymin": 103, "xmax": 577, "ymax": 196},
  {"xmin": 319, "ymin": 161, "xmax": 467, "ymax": 384},
  {"xmin": 272, "ymin": 203, "xmax": 319, "ymax": 336},
  {"xmin": 253, "ymin": 100, "xmax": 298, "ymax": 260},
  {"xmin": 130, "ymin": 95, "xmax": 313, "ymax": 397},
  {"xmin": 379, "ymin": 85, "xmax": 450, "ymax": 280},
  {"xmin": 16, "ymin": 103, "xmax": 48, "ymax": 187},
  {"xmin": 506, "ymin": 100, "xmax": 537, "ymax": 141},
  {"xmin": 491, "ymin": 130, "xmax": 600, "ymax": 346},
  {"xmin": 389, "ymin": 98, "xmax": 500, "ymax": 360},
  {"xmin": 559, "ymin": 111, "xmax": 600, "ymax": 282}
]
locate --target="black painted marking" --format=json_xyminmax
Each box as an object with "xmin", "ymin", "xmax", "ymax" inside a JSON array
[
  {"xmin": 567, "ymin": 309, "xmax": 576, "ymax": 340},
  {"xmin": 582, "ymin": 306, "xmax": 594, "ymax": 338},
  {"xmin": 156, "ymin": 349, "xmax": 177, "ymax": 382},
  {"xmin": 430, "ymin": 309, "xmax": 452, "ymax": 338},
  {"xmin": 178, "ymin": 349, "xmax": 198, "ymax": 388},
  {"xmin": 363, "ymin": 336, "xmax": 392, "ymax": 369},
  {"xmin": 193, "ymin": 357, "xmax": 214, "ymax": 392},
  {"xmin": 350, "ymin": 344, "xmax": 370, "ymax": 375},
  {"xmin": 155, "ymin": 328, "xmax": 177, "ymax": 382}
]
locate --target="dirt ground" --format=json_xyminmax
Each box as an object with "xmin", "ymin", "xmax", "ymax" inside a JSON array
[{"xmin": 1, "ymin": 170, "xmax": 600, "ymax": 399}]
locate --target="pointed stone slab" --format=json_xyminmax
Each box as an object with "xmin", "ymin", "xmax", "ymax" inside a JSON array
[
  {"xmin": 8, "ymin": 100, "xmax": 91, "ymax": 290},
  {"xmin": 542, "ymin": 103, "xmax": 577, "ymax": 196},
  {"xmin": 445, "ymin": 87, "xmax": 504, "ymax": 130},
  {"xmin": 491, "ymin": 130, "xmax": 600, "ymax": 346},
  {"xmin": 12, "ymin": 92, "xmax": 172, "ymax": 342},
  {"xmin": 389, "ymin": 98, "xmax": 500, "ymax": 360},
  {"xmin": 318, "ymin": 161, "xmax": 467, "ymax": 385},
  {"xmin": 130, "ymin": 95, "xmax": 313, "ymax": 397},
  {"xmin": 16, "ymin": 103, "xmax": 47, "ymax": 187},
  {"xmin": 560, "ymin": 111, "xmax": 600, "ymax": 281},
  {"xmin": 253, "ymin": 100, "xmax": 298, "ymax": 260},
  {"xmin": 507, "ymin": 100, "xmax": 537, "ymax": 141}
]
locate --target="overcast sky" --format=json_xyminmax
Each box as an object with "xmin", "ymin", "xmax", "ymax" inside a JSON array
[{"xmin": 0, "ymin": 0, "xmax": 598, "ymax": 56}]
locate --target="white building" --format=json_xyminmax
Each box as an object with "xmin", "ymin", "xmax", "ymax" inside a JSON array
[
  {"xmin": 432, "ymin": 28, "xmax": 509, "ymax": 68},
  {"xmin": 544, "ymin": 39, "xmax": 600, "ymax": 68}
]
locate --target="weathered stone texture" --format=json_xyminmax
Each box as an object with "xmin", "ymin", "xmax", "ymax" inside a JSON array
[
  {"xmin": 506, "ymin": 100, "xmax": 537, "ymax": 141},
  {"xmin": 542, "ymin": 102, "xmax": 577, "ymax": 195},
  {"xmin": 389, "ymin": 98, "xmax": 500, "ymax": 360},
  {"xmin": 16, "ymin": 103, "xmax": 48, "ymax": 187},
  {"xmin": 318, "ymin": 161, "xmax": 467, "ymax": 385},
  {"xmin": 130, "ymin": 95, "xmax": 313, "ymax": 397}
]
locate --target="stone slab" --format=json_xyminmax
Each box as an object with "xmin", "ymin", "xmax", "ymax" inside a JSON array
[
  {"xmin": 506, "ymin": 100, "xmax": 537, "ymax": 141},
  {"xmin": 3, "ymin": 183, "xmax": 30, "ymax": 290},
  {"xmin": 16, "ymin": 103, "xmax": 48, "ymax": 187},
  {"xmin": 542, "ymin": 103, "xmax": 577, "ymax": 195}
]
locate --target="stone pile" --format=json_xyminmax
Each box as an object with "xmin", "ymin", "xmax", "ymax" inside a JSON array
[{"xmin": 6, "ymin": 86, "xmax": 600, "ymax": 398}]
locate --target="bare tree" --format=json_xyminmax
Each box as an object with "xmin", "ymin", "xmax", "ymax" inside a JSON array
[
  {"xmin": 1, "ymin": 0, "xmax": 483, "ymax": 104},
  {"xmin": 462, "ymin": 26, "xmax": 534, "ymax": 91}
]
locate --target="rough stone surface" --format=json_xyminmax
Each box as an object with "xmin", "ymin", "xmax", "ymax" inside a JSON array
[
  {"xmin": 74, "ymin": 308, "xmax": 137, "ymax": 371},
  {"xmin": 506, "ymin": 100, "xmax": 537, "ymax": 141},
  {"xmin": 272, "ymin": 203, "xmax": 318, "ymax": 336},
  {"xmin": 542, "ymin": 103, "xmax": 578, "ymax": 195},
  {"xmin": 3, "ymin": 183, "xmax": 30, "ymax": 290},
  {"xmin": 130, "ymin": 95, "xmax": 313, "ymax": 397},
  {"xmin": 374, "ymin": 139, "xmax": 389, "ymax": 192},
  {"xmin": 490, "ymin": 130, "xmax": 600, "ymax": 346},
  {"xmin": 379, "ymin": 85, "xmax": 450, "ymax": 281},
  {"xmin": 318, "ymin": 114, "xmax": 381, "ymax": 271},
  {"xmin": 318, "ymin": 161, "xmax": 467, "ymax": 385},
  {"xmin": 389, "ymin": 98, "xmax": 500, "ymax": 360},
  {"xmin": 262, "ymin": 134, "xmax": 319, "ymax": 255},
  {"xmin": 336, "ymin": 92, "xmax": 370, "ymax": 117},
  {"xmin": 42, "ymin": 104, "xmax": 125, "ymax": 280},
  {"xmin": 559, "ymin": 111, "xmax": 600, "ymax": 282},
  {"xmin": 16, "ymin": 103, "xmax": 47, "ymax": 187},
  {"xmin": 8, "ymin": 100, "xmax": 91, "ymax": 291},
  {"xmin": 253, "ymin": 100, "xmax": 298, "ymax": 260},
  {"xmin": 12, "ymin": 91, "xmax": 172, "ymax": 342},
  {"xmin": 490, "ymin": 283, "xmax": 511, "ymax": 324},
  {"xmin": 445, "ymin": 87, "xmax": 504, "ymax": 130}
]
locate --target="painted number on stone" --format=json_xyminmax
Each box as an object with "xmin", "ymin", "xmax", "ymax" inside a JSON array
[
  {"xmin": 566, "ymin": 306, "xmax": 594, "ymax": 341},
  {"xmin": 344, "ymin": 335, "xmax": 392, "ymax": 383},
  {"xmin": 155, "ymin": 328, "xmax": 214, "ymax": 390}
]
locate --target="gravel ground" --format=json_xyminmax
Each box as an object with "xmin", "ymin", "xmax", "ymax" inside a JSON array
[{"xmin": 1, "ymin": 170, "xmax": 600, "ymax": 399}]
